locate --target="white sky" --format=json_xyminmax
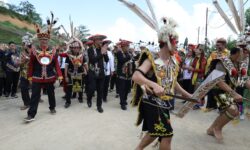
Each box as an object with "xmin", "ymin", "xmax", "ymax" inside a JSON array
[{"xmin": 98, "ymin": 0, "xmax": 241, "ymax": 44}]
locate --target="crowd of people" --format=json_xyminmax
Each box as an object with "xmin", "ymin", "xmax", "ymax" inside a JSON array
[{"xmin": 1, "ymin": 13, "xmax": 250, "ymax": 150}]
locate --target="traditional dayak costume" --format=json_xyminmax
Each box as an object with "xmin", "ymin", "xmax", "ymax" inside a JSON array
[
  {"xmin": 208, "ymin": 47, "xmax": 247, "ymax": 120},
  {"xmin": 20, "ymin": 33, "xmax": 33, "ymax": 110},
  {"xmin": 64, "ymin": 37, "xmax": 86, "ymax": 108},
  {"xmin": 132, "ymin": 17, "xmax": 179, "ymax": 138},
  {"xmin": 25, "ymin": 12, "xmax": 62, "ymax": 122},
  {"xmin": 205, "ymin": 38, "xmax": 230, "ymax": 110},
  {"xmin": 117, "ymin": 39, "xmax": 133, "ymax": 110}
]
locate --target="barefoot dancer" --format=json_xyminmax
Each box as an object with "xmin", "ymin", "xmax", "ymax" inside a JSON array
[
  {"xmin": 206, "ymin": 47, "xmax": 244, "ymax": 142},
  {"xmin": 132, "ymin": 17, "xmax": 192, "ymax": 150}
]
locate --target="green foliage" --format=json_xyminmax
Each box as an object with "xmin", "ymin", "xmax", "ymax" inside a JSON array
[
  {"xmin": 183, "ymin": 37, "xmax": 188, "ymax": 49},
  {"xmin": 0, "ymin": 1, "xmax": 42, "ymax": 25},
  {"xmin": 77, "ymin": 25, "xmax": 90, "ymax": 38},
  {"xmin": 0, "ymin": 21, "xmax": 35, "ymax": 44},
  {"xmin": 226, "ymin": 37, "xmax": 236, "ymax": 50},
  {"xmin": 246, "ymin": 7, "xmax": 250, "ymax": 26},
  {"xmin": 0, "ymin": 6, "xmax": 30, "ymax": 23},
  {"xmin": 0, "ymin": 28, "xmax": 21, "ymax": 44}
]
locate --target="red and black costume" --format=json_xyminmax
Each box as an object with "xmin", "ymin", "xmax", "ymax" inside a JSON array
[
  {"xmin": 27, "ymin": 47, "xmax": 62, "ymax": 118},
  {"xmin": 25, "ymin": 12, "xmax": 62, "ymax": 120}
]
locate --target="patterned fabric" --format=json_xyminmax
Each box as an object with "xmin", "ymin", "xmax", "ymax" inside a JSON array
[
  {"xmin": 132, "ymin": 49, "xmax": 179, "ymax": 128},
  {"xmin": 141, "ymin": 96, "xmax": 173, "ymax": 137}
]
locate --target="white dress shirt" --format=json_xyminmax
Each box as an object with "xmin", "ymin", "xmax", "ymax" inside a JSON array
[{"xmin": 104, "ymin": 50, "xmax": 115, "ymax": 76}]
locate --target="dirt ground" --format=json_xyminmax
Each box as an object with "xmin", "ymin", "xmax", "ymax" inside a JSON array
[{"xmin": 0, "ymin": 87, "xmax": 249, "ymax": 150}]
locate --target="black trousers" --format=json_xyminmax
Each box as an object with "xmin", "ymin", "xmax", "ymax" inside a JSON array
[
  {"xmin": 86, "ymin": 74, "xmax": 104, "ymax": 107},
  {"xmin": 110, "ymin": 74, "xmax": 119, "ymax": 94},
  {"xmin": 0, "ymin": 77, "xmax": 5, "ymax": 95},
  {"xmin": 5, "ymin": 71, "xmax": 20, "ymax": 95},
  {"xmin": 103, "ymin": 75, "xmax": 111, "ymax": 101},
  {"xmin": 118, "ymin": 78, "xmax": 131, "ymax": 106},
  {"xmin": 20, "ymin": 77, "xmax": 30, "ymax": 106},
  {"xmin": 28, "ymin": 82, "xmax": 56, "ymax": 118},
  {"xmin": 181, "ymin": 79, "xmax": 194, "ymax": 93},
  {"xmin": 110, "ymin": 74, "xmax": 116, "ymax": 89}
]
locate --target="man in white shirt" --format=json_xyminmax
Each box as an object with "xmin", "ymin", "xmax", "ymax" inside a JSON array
[
  {"xmin": 58, "ymin": 44, "xmax": 67, "ymax": 98},
  {"xmin": 103, "ymin": 45, "xmax": 115, "ymax": 102}
]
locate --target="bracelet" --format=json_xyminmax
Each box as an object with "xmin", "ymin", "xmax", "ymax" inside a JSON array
[{"xmin": 135, "ymin": 68, "xmax": 146, "ymax": 77}]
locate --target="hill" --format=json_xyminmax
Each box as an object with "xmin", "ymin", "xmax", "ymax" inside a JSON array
[{"xmin": 0, "ymin": 7, "xmax": 35, "ymax": 45}]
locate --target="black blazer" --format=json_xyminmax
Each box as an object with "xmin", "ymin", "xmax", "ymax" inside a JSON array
[{"xmin": 87, "ymin": 47, "xmax": 109, "ymax": 79}]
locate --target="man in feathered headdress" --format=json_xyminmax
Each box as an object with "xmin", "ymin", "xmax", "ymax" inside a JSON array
[
  {"xmin": 64, "ymin": 37, "xmax": 86, "ymax": 108},
  {"xmin": 24, "ymin": 12, "xmax": 63, "ymax": 122}
]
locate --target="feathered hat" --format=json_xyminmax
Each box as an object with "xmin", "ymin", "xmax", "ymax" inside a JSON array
[
  {"xmin": 35, "ymin": 11, "xmax": 58, "ymax": 40},
  {"xmin": 158, "ymin": 17, "xmax": 179, "ymax": 50},
  {"xmin": 22, "ymin": 32, "xmax": 34, "ymax": 46},
  {"xmin": 65, "ymin": 16, "xmax": 84, "ymax": 52}
]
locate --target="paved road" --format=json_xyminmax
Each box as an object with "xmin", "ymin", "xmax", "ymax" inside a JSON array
[{"xmin": 0, "ymin": 87, "xmax": 249, "ymax": 150}]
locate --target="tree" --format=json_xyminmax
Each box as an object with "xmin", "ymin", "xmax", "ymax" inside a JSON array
[
  {"xmin": 32, "ymin": 12, "xmax": 42, "ymax": 25},
  {"xmin": 245, "ymin": 7, "xmax": 250, "ymax": 26},
  {"xmin": 77, "ymin": 25, "xmax": 90, "ymax": 39},
  {"xmin": 18, "ymin": 1, "xmax": 35, "ymax": 16},
  {"xmin": 183, "ymin": 37, "xmax": 188, "ymax": 49},
  {"xmin": 226, "ymin": 37, "xmax": 236, "ymax": 50},
  {"xmin": 6, "ymin": 3, "xmax": 18, "ymax": 12}
]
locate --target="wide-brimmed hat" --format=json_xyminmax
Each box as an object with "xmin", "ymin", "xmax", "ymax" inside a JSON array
[
  {"xmin": 85, "ymin": 40, "xmax": 94, "ymax": 45},
  {"xmin": 103, "ymin": 40, "xmax": 112, "ymax": 45},
  {"xmin": 88, "ymin": 34, "xmax": 107, "ymax": 41},
  {"xmin": 120, "ymin": 39, "xmax": 132, "ymax": 47}
]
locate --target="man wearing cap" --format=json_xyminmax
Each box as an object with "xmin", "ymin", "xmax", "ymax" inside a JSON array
[
  {"xmin": 117, "ymin": 39, "xmax": 133, "ymax": 110},
  {"xmin": 24, "ymin": 15, "xmax": 62, "ymax": 122},
  {"xmin": 86, "ymin": 34, "xmax": 109, "ymax": 113}
]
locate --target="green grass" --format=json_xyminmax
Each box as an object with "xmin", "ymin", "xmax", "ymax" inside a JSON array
[
  {"xmin": 0, "ymin": 28, "xmax": 21, "ymax": 44},
  {"xmin": 0, "ymin": 21, "xmax": 34, "ymax": 32},
  {"xmin": 0, "ymin": 21, "xmax": 34, "ymax": 44}
]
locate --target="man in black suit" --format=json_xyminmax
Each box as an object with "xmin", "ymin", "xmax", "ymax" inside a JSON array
[{"xmin": 86, "ymin": 34, "xmax": 109, "ymax": 113}]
